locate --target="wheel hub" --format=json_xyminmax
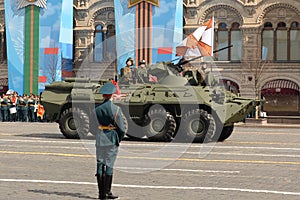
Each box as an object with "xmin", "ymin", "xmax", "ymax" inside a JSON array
[
  {"xmin": 67, "ymin": 118, "xmax": 76, "ymax": 131},
  {"xmin": 151, "ymin": 118, "xmax": 165, "ymax": 132},
  {"xmin": 191, "ymin": 119, "xmax": 205, "ymax": 135}
]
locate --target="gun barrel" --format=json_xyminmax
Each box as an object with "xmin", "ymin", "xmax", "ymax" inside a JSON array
[{"xmin": 177, "ymin": 45, "xmax": 233, "ymax": 66}]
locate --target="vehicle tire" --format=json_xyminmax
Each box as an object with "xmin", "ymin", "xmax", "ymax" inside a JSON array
[
  {"xmin": 180, "ymin": 109, "xmax": 216, "ymax": 143},
  {"xmin": 145, "ymin": 108, "xmax": 176, "ymax": 142},
  {"xmin": 122, "ymin": 113, "xmax": 129, "ymax": 136},
  {"xmin": 218, "ymin": 125, "xmax": 234, "ymax": 142},
  {"xmin": 125, "ymin": 111, "xmax": 151, "ymax": 140},
  {"xmin": 59, "ymin": 107, "xmax": 90, "ymax": 139}
]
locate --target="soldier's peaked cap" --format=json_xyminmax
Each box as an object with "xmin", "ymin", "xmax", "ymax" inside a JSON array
[{"xmin": 99, "ymin": 82, "xmax": 116, "ymax": 94}]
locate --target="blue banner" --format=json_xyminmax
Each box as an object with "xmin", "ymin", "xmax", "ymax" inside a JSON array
[
  {"xmin": 152, "ymin": 0, "xmax": 183, "ymax": 63},
  {"xmin": 114, "ymin": 0, "xmax": 136, "ymax": 72},
  {"xmin": 5, "ymin": 0, "xmax": 73, "ymax": 94},
  {"xmin": 114, "ymin": 0, "xmax": 183, "ymax": 74}
]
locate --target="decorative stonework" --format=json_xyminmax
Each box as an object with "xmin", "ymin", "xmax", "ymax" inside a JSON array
[
  {"xmin": 199, "ymin": 4, "xmax": 243, "ymax": 25},
  {"xmin": 0, "ymin": 10, "xmax": 4, "ymax": 29},
  {"xmin": 186, "ymin": 8, "xmax": 198, "ymax": 19},
  {"xmin": 89, "ymin": 7, "xmax": 114, "ymax": 27},
  {"xmin": 245, "ymin": 7, "xmax": 256, "ymax": 16},
  {"xmin": 79, "ymin": 37, "xmax": 87, "ymax": 47},
  {"xmin": 79, "ymin": 0, "xmax": 87, "ymax": 7},
  {"xmin": 257, "ymin": 3, "xmax": 300, "ymax": 23},
  {"xmin": 77, "ymin": 11, "xmax": 88, "ymax": 21}
]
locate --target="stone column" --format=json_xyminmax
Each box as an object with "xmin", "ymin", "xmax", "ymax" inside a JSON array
[{"xmin": 239, "ymin": 26, "xmax": 261, "ymax": 98}]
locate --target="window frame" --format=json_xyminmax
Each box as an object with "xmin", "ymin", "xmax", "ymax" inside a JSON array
[
  {"xmin": 262, "ymin": 21, "xmax": 300, "ymax": 62},
  {"xmin": 215, "ymin": 22, "xmax": 242, "ymax": 62}
]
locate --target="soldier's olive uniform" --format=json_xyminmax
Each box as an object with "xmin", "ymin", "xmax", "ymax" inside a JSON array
[
  {"xmin": 18, "ymin": 98, "xmax": 28, "ymax": 122},
  {"xmin": 119, "ymin": 57, "xmax": 134, "ymax": 84},
  {"xmin": 94, "ymin": 82, "xmax": 126, "ymax": 200},
  {"xmin": 27, "ymin": 97, "xmax": 36, "ymax": 122},
  {"xmin": 120, "ymin": 66, "xmax": 133, "ymax": 84},
  {"xmin": 1, "ymin": 97, "xmax": 9, "ymax": 122},
  {"xmin": 136, "ymin": 67, "xmax": 147, "ymax": 83}
]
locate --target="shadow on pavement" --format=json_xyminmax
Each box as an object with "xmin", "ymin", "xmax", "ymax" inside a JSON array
[
  {"xmin": 17, "ymin": 132, "xmax": 153, "ymax": 142},
  {"xmin": 16, "ymin": 133, "xmax": 66, "ymax": 139},
  {"xmin": 28, "ymin": 189, "xmax": 97, "ymax": 199}
]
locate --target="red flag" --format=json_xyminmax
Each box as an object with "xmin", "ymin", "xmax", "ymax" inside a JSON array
[
  {"xmin": 111, "ymin": 80, "xmax": 121, "ymax": 95},
  {"xmin": 39, "ymin": 76, "xmax": 47, "ymax": 83},
  {"xmin": 158, "ymin": 47, "xmax": 173, "ymax": 54},
  {"xmin": 44, "ymin": 48, "xmax": 59, "ymax": 55}
]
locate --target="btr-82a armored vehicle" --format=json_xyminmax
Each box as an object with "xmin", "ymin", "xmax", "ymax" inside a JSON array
[{"xmin": 41, "ymin": 58, "xmax": 259, "ymax": 142}]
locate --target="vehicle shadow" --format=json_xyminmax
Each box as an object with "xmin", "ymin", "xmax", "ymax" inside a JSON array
[{"xmin": 28, "ymin": 189, "xmax": 97, "ymax": 199}]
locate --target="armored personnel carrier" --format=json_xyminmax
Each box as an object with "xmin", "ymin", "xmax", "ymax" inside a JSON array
[{"xmin": 41, "ymin": 56, "xmax": 259, "ymax": 142}]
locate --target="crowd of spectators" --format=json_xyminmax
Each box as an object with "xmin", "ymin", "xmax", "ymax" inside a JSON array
[{"xmin": 0, "ymin": 91, "xmax": 45, "ymax": 122}]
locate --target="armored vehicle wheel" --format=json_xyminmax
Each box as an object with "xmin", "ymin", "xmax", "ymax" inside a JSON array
[
  {"xmin": 217, "ymin": 125, "xmax": 234, "ymax": 142},
  {"xmin": 125, "ymin": 112, "xmax": 149, "ymax": 139},
  {"xmin": 59, "ymin": 107, "xmax": 89, "ymax": 139},
  {"xmin": 181, "ymin": 109, "xmax": 216, "ymax": 142},
  {"xmin": 122, "ymin": 113, "xmax": 129, "ymax": 135},
  {"xmin": 126, "ymin": 118, "xmax": 147, "ymax": 140},
  {"xmin": 145, "ymin": 108, "xmax": 176, "ymax": 142}
]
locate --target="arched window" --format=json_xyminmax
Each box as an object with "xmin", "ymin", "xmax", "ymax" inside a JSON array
[
  {"xmin": 215, "ymin": 22, "xmax": 242, "ymax": 61},
  {"xmin": 262, "ymin": 22, "xmax": 274, "ymax": 60},
  {"xmin": 290, "ymin": 22, "xmax": 300, "ymax": 60},
  {"xmin": 94, "ymin": 25, "xmax": 104, "ymax": 62},
  {"xmin": 230, "ymin": 22, "xmax": 242, "ymax": 61},
  {"xmin": 262, "ymin": 21, "xmax": 300, "ymax": 61},
  {"xmin": 216, "ymin": 23, "xmax": 228, "ymax": 61},
  {"xmin": 276, "ymin": 22, "xmax": 287, "ymax": 60},
  {"xmin": 105, "ymin": 24, "xmax": 116, "ymax": 60},
  {"xmin": 93, "ymin": 24, "xmax": 116, "ymax": 62}
]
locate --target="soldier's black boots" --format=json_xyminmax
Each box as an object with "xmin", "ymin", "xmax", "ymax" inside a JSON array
[
  {"xmin": 105, "ymin": 175, "xmax": 118, "ymax": 199},
  {"xmin": 96, "ymin": 174, "xmax": 118, "ymax": 199},
  {"xmin": 96, "ymin": 174, "xmax": 105, "ymax": 199}
]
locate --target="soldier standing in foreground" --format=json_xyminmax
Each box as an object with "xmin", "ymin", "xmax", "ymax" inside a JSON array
[{"xmin": 94, "ymin": 82, "xmax": 126, "ymax": 199}]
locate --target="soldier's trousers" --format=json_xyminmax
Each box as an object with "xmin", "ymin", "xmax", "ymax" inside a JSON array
[
  {"xmin": 96, "ymin": 145, "xmax": 118, "ymax": 175},
  {"xmin": 1, "ymin": 109, "xmax": 8, "ymax": 122},
  {"xmin": 28, "ymin": 106, "xmax": 35, "ymax": 122}
]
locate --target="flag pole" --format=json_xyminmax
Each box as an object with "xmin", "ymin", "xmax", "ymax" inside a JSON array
[{"xmin": 210, "ymin": 13, "xmax": 215, "ymax": 72}]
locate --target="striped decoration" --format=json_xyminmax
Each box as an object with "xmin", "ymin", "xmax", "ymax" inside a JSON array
[
  {"xmin": 135, "ymin": 1, "xmax": 152, "ymax": 65},
  {"xmin": 24, "ymin": 5, "xmax": 40, "ymax": 94}
]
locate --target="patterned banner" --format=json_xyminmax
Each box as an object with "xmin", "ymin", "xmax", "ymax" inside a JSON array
[
  {"xmin": 4, "ymin": 0, "xmax": 73, "ymax": 95},
  {"xmin": 114, "ymin": 0, "xmax": 183, "ymax": 74}
]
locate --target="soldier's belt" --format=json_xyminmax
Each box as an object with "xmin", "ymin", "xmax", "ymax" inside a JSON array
[{"xmin": 99, "ymin": 125, "xmax": 117, "ymax": 130}]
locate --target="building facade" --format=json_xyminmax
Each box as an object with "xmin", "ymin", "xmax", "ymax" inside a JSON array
[{"xmin": 1, "ymin": 0, "xmax": 300, "ymax": 115}]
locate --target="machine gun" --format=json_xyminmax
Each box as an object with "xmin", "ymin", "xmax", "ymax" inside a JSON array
[
  {"xmin": 171, "ymin": 45, "xmax": 233, "ymax": 72},
  {"xmin": 125, "ymin": 45, "xmax": 233, "ymax": 85}
]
